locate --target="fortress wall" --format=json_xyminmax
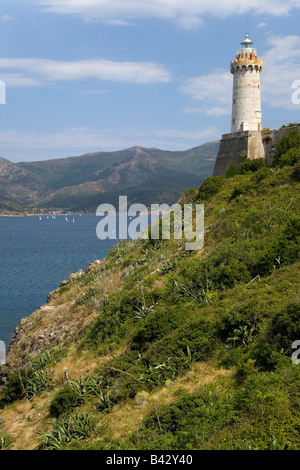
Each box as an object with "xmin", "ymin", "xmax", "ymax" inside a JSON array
[
  {"xmin": 247, "ymin": 131, "xmax": 265, "ymax": 161},
  {"xmin": 213, "ymin": 134, "xmax": 248, "ymax": 176},
  {"xmin": 262, "ymin": 125, "xmax": 300, "ymax": 165},
  {"xmin": 213, "ymin": 125, "xmax": 300, "ymax": 176}
]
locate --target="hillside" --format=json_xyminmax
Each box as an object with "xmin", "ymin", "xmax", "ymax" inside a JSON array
[
  {"xmin": 0, "ymin": 155, "xmax": 299, "ymax": 450},
  {"xmin": 0, "ymin": 157, "xmax": 51, "ymax": 208},
  {"xmin": 0, "ymin": 199, "xmax": 29, "ymax": 216},
  {"xmin": 0, "ymin": 142, "xmax": 218, "ymax": 213}
]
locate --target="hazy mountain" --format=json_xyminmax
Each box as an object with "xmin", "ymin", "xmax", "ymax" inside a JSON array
[
  {"xmin": 0, "ymin": 157, "xmax": 51, "ymax": 206},
  {"xmin": 0, "ymin": 141, "xmax": 219, "ymax": 213}
]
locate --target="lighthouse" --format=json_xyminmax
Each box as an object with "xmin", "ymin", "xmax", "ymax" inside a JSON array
[
  {"xmin": 213, "ymin": 35, "xmax": 265, "ymax": 176},
  {"xmin": 231, "ymin": 35, "xmax": 263, "ymax": 134}
]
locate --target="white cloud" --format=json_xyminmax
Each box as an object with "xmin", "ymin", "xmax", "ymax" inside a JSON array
[
  {"xmin": 0, "ymin": 57, "xmax": 171, "ymax": 86},
  {"xmin": 180, "ymin": 70, "xmax": 232, "ymax": 103},
  {"xmin": 183, "ymin": 106, "xmax": 230, "ymax": 117},
  {"xmin": 206, "ymin": 107, "xmax": 231, "ymax": 117},
  {"xmin": 1, "ymin": 15, "xmax": 14, "ymax": 22},
  {"xmin": 0, "ymin": 126, "xmax": 220, "ymax": 162},
  {"xmin": 35, "ymin": 0, "xmax": 300, "ymax": 28},
  {"xmin": 153, "ymin": 126, "xmax": 219, "ymax": 140},
  {"xmin": 81, "ymin": 89, "xmax": 108, "ymax": 95},
  {"xmin": 256, "ymin": 22, "xmax": 267, "ymax": 28},
  {"xmin": 261, "ymin": 35, "xmax": 300, "ymax": 110},
  {"xmin": 180, "ymin": 70, "xmax": 232, "ymax": 117},
  {"xmin": 0, "ymin": 73, "xmax": 42, "ymax": 87}
]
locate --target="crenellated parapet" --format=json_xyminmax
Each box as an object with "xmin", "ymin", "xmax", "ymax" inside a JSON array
[{"xmin": 231, "ymin": 51, "xmax": 263, "ymax": 74}]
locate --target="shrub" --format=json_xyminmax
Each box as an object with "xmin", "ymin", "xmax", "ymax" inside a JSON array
[
  {"xmin": 270, "ymin": 301, "xmax": 300, "ymax": 353},
  {"xmin": 226, "ymin": 159, "xmax": 265, "ymax": 178},
  {"xmin": 273, "ymin": 129, "xmax": 300, "ymax": 165},
  {"xmin": 226, "ymin": 164, "xmax": 240, "ymax": 178},
  {"xmin": 198, "ymin": 176, "xmax": 225, "ymax": 200},
  {"xmin": 180, "ymin": 187, "xmax": 198, "ymax": 204},
  {"xmin": 0, "ymin": 368, "xmax": 50, "ymax": 406},
  {"xmin": 292, "ymin": 162, "xmax": 300, "ymax": 181},
  {"xmin": 0, "ymin": 374, "xmax": 24, "ymax": 407},
  {"xmin": 280, "ymin": 123, "xmax": 300, "ymax": 129},
  {"xmin": 233, "ymin": 358, "xmax": 258, "ymax": 384},
  {"xmin": 239, "ymin": 158, "xmax": 265, "ymax": 174},
  {"xmin": 50, "ymin": 386, "xmax": 83, "ymax": 417},
  {"xmin": 229, "ymin": 182, "xmax": 255, "ymax": 200},
  {"xmin": 278, "ymin": 147, "xmax": 300, "ymax": 168},
  {"xmin": 250, "ymin": 166, "xmax": 272, "ymax": 183},
  {"xmin": 124, "ymin": 387, "xmax": 238, "ymax": 450},
  {"xmin": 248, "ymin": 340, "xmax": 282, "ymax": 371}
]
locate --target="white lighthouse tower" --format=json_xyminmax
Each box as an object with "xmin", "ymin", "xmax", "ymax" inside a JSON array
[
  {"xmin": 213, "ymin": 35, "xmax": 265, "ymax": 176},
  {"xmin": 231, "ymin": 35, "xmax": 263, "ymax": 134}
]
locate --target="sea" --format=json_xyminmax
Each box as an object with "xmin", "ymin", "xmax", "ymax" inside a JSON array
[{"xmin": 0, "ymin": 214, "xmax": 118, "ymax": 349}]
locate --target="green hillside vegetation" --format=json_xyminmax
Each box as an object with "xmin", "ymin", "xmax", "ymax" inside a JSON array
[
  {"xmin": 39, "ymin": 170, "xmax": 202, "ymax": 212},
  {"xmin": 0, "ymin": 199, "xmax": 29, "ymax": 216},
  {"xmin": 0, "ymin": 131, "xmax": 299, "ymax": 450}
]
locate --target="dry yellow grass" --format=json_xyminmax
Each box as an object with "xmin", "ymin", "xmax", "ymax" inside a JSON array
[
  {"xmin": 0, "ymin": 361, "xmax": 231, "ymax": 450},
  {"xmin": 5, "ymin": 264, "xmax": 124, "ymax": 372},
  {"xmin": 0, "ymin": 394, "xmax": 53, "ymax": 450},
  {"xmin": 52, "ymin": 348, "xmax": 113, "ymax": 385},
  {"xmin": 99, "ymin": 362, "xmax": 232, "ymax": 441}
]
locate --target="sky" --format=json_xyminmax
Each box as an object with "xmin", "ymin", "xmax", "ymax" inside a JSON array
[{"xmin": 0, "ymin": 0, "xmax": 300, "ymax": 162}]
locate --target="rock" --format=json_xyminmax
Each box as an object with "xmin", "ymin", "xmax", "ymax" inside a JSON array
[
  {"xmin": 133, "ymin": 391, "xmax": 150, "ymax": 408},
  {"xmin": 69, "ymin": 269, "xmax": 84, "ymax": 281},
  {"xmin": 47, "ymin": 269, "xmax": 85, "ymax": 303},
  {"xmin": 86, "ymin": 260, "xmax": 102, "ymax": 273}
]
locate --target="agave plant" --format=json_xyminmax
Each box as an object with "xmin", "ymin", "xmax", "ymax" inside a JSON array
[
  {"xmin": 133, "ymin": 304, "xmax": 154, "ymax": 320},
  {"xmin": 0, "ymin": 435, "xmax": 13, "ymax": 451},
  {"xmin": 30, "ymin": 351, "xmax": 57, "ymax": 370},
  {"xmin": 69, "ymin": 375, "xmax": 104, "ymax": 401},
  {"xmin": 39, "ymin": 412, "xmax": 93, "ymax": 450},
  {"xmin": 93, "ymin": 390, "xmax": 117, "ymax": 413},
  {"xmin": 227, "ymin": 325, "xmax": 257, "ymax": 348},
  {"xmin": 24, "ymin": 369, "xmax": 49, "ymax": 400}
]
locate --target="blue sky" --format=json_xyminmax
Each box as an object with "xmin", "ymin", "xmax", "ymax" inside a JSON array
[{"xmin": 0, "ymin": 0, "xmax": 300, "ymax": 162}]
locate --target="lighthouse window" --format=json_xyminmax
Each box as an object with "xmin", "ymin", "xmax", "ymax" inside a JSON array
[{"xmin": 233, "ymin": 99, "xmax": 236, "ymax": 104}]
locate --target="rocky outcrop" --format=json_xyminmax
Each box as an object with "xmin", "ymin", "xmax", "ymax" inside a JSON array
[
  {"xmin": 3, "ymin": 261, "xmax": 106, "ymax": 373},
  {"xmin": 46, "ymin": 269, "xmax": 84, "ymax": 303}
]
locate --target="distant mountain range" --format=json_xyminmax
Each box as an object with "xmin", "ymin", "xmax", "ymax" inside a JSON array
[{"xmin": 0, "ymin": 142, "xmax": 219, "ymax": 214}]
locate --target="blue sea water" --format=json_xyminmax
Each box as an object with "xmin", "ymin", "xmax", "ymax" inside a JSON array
[{"xmin": 0, "ymin": 214, "xmax": 117, "ymax": 348}]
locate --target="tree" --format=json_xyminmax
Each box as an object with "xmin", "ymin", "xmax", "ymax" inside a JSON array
[{"xmin": 273, "ymin": 129, "xmax": 300, "ymax": 165}]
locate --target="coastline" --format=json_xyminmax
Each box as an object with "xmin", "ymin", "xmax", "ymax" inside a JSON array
[{"xmin": 0, "ymin": 211, "xmax": 89, "ymax": 217}]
